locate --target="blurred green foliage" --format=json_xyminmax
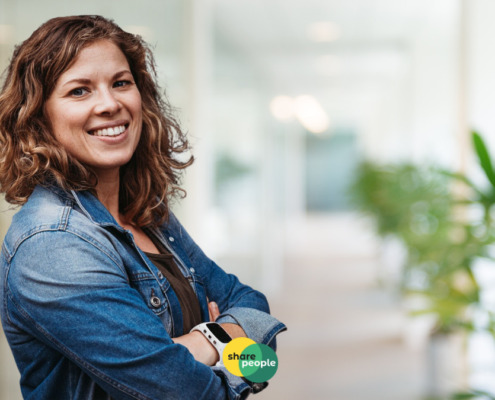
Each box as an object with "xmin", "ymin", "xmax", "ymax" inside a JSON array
[
  {"xmin": 350, "ymin": 132, "xmax": 495, "ymax": 335},
  {"xmin": 451, "ymin": 390, "xmax": 495, "ymax": 400}
]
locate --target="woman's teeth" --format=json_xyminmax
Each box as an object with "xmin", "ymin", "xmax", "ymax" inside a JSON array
[{"xmin": 91, "ymin": 125, "xmax": 126, "ymax": 137}]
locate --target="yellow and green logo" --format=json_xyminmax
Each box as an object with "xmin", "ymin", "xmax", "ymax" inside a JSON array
[{"xmin": 222, "ymin": 337, "xmax": 278, "ymax": 383}]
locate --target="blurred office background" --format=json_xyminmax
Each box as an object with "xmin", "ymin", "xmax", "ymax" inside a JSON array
[{"xmin": 2, "ymin": 0, "xmax": 495, "ymax": 399}]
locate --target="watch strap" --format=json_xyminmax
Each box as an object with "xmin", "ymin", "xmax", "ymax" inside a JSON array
[{"xmin": 191, "ymin": 322, "xmax": 232, "ymax": 366}]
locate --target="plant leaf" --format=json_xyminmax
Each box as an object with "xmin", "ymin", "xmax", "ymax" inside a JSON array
[
  {"xmin": 473, "ymin": 131, "xmax": 495, "ymax": 187},
  {"xmin": 452, "ymin": 389, "xmax": 495, "ymax": 400},
  {"xmin": 438, "ymin": 169, "xmax": 485, "ymax": 197}
]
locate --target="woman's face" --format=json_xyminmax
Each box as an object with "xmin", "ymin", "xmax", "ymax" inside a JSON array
[{"xmin": 45, "ymin": 40, "xmax": 142, "ymax": 179}]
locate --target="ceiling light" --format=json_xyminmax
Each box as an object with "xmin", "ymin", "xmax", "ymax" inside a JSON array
[
  {"xmin": 307, "ymin": 22, "xmax": 341, "ymax": 43},
  {"xmin": 270, "ymin": 96, "xmax": 295, "ymax": 121},
  {"xmin": 294, "ymin": 95, "xmax": 329, "ymax": 134}
]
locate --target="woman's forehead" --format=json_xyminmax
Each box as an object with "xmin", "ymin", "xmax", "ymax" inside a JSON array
[{"xmin": 55, "ymin": 41, "xmax": 130, "ymax": 84}]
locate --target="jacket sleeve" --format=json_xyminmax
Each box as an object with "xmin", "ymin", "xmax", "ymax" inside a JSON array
[
  {"xmin": 5, "ymin": 229, "xmax": 250, "ymax": 400},
  {"xmin": 166, "ymin": 213, "xmax": 287, "ymax": 348}
]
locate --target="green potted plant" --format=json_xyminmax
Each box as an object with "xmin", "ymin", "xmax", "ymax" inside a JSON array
[{"xmin": 350, "ymin": 132, "xmax": 495, "ymax": 399}]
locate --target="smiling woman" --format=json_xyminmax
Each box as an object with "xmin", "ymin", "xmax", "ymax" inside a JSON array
[
  {"xmin": 0, "ymin": 15, "xmax": 189, "ymax": 228},
  {"xmin": 45, "ymin": 41, "xmax": 143, "ymax": 180},
  {"xmin": 0, "ymin": 15, "xmax": 285, "ymax": 400}
]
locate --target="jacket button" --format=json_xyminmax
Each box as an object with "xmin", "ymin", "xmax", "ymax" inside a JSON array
[
  {"xmin": 157, "ymin": 272, "xmax": 164, "ymax": 279},
  {"xmin": 150, "ymin": 296, "xmax": 161, "ymax": 308},
  {"xmin": 190, "ymin": 268, "xmax": 195, "ymax": 274},
  {"xmin": 169, "ymin": 236, "xmax": 174, "ymax": 242}
]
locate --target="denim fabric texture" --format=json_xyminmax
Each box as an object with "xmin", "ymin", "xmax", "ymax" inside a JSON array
[{"xmin": 0, "ymin": 185, "xmax": 286, "ymax": 400}]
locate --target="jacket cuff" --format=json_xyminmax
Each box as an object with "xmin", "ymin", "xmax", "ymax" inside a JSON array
[
  {"xmin": 216, "ymin": 307, "xmax": 287, "ymax": 349},
  {"xmin": 212, "ymin": 366, "xmax": 252, "ymax": 400}
]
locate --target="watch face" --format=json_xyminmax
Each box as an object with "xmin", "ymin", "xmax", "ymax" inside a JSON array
[{"xmin": 206, "ymin": 322, "xmax": 232, "ymax": 343}]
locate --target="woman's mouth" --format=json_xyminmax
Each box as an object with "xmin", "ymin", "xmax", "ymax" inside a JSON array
[{"xmin": 88, "ymin": 124, "xmax": 128, "ymax": 137}]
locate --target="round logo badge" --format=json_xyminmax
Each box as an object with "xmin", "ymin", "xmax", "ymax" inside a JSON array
[{"xmin": 222, "ymin": 337, "xmax": 279, "ymax": 383}]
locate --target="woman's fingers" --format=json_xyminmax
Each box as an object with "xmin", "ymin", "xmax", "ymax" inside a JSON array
[{"xmin": 208, "ymin": 301, "xmax": 220, "ymax": 321}]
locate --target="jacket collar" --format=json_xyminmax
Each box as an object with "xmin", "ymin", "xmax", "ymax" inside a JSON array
[{"xmin": 68, "ymin": 188, "xmax": 122, "ymax": 228}]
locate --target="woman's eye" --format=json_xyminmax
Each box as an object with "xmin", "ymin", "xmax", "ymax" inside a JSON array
[
  {"xmin": 113, "ymin": 80, "xmax": 131, "ymax": 88},
  {"xmin": 70, "ymin": 87, "xmax": 89, "ymax": 97}
]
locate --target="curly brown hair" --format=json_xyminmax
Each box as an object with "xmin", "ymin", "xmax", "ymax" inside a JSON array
[{"xmin": 0, "ymin": 15, "xmax": 192, "ymax": 227}]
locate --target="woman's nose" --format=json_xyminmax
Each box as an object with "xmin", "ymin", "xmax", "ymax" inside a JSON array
[{"xmin": 94, "ymin": 89, "xmax": 121, "ymax": 115}]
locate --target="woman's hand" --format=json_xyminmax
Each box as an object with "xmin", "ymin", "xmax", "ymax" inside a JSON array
[
  {"xmin": 171, "ymin": 302, "xmax": 223, "ymax": 366},
  {"xmin": 208, "ymin": 301, "xmax": 220, "ymax": 321},
  {"xmin": 173, "ymin": 330, "xmax": 219, "ymax": 366},
  {"xmin": 172, "ymin": 301, "xmax": 247, "ymax": 366},
  {"xmin": 209, "ymin": 301, "xmax": 247, "ymax": 339}
]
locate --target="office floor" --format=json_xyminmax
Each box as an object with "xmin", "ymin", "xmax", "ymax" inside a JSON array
[{"xmin": 256, "ymin": 215, "xmax": 426, "ymax": 400}]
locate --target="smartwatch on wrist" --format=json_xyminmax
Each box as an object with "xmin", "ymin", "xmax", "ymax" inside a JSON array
[{"xmin": 191, "ymin": 322, "xmax": 232, "ymax": 366}]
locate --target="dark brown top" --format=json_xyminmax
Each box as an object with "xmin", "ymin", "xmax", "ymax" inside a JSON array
[{"xmin": 144, "ymin": 237, "xmax": 202, "ymax": 335}]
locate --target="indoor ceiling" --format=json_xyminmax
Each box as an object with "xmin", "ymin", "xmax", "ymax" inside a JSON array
[
  {"xmin": 0, "ymin": 0, "xmax": 460, "ymax": 129},
  {"xmin": 212, "ymin": 0, "xmax": 459, "ymax": 124}
]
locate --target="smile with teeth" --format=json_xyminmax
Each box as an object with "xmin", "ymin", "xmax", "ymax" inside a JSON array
[{"xmin": 90, "ymin": 125, "xmax": 127, "ymax": 137}]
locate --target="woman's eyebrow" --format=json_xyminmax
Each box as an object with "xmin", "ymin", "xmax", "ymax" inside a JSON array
[
  {"xmin": 61, "ymin": 78, "xmax": 91, "ymax": 87},
  {"xmin": 61, "ymin": 70, "xmax": 132, "ymax": 87},
  {"xmin": 113, "ymin": 70, "xmax": 133, "ymax": 79}
]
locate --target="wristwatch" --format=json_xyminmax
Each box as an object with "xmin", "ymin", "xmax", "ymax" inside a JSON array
[
  {"xmin": 191, "ymin": 323, "xmax": 268, "ymax": 393},
  {"xmin": 191, "ymin": 322, "xmax": 232, "ymax": 366}
]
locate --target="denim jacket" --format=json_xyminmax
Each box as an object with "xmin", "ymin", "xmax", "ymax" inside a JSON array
[{"xmin": 0, "ymin": 185, "xmax": 286, "ymax": 400}]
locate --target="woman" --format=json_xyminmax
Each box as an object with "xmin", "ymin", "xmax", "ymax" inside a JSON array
[{"xmin": 0, "ymin": 15, "xmax": 285, "ymax": 400}]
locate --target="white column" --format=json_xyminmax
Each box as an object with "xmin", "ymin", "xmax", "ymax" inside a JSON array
[{"xmin": 178, "ymin": 0, "xmax": 214, "ymax": 243}]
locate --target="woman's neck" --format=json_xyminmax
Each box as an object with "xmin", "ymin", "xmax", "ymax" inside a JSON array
[
  {"xmin": 94, "ymin": 169, "xmax": 159, "ymax": 253},
  {"xmin": 95, "ymin": 169, "xmax": 122, "ymax": 224}
]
